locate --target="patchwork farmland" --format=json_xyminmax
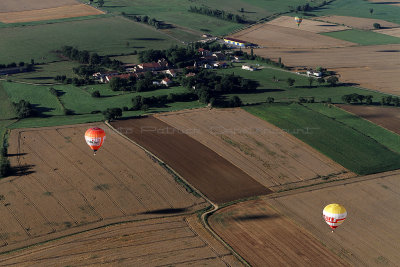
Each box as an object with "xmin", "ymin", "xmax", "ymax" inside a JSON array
[
  {"xmin": 155, "ymin": 108, "xmax": 353, "ymax": 191},
  {"xmin": 209, "ymin": 199, "xmax": 349, "ymax": 266},
  {"xmin": 337, "ymin": 104, "xmax": 400, "ymax": 135},
  {"xmin": 110, "ymin": 117, "xmax": 270, "ymax": 204},
  {"xmin": 0, "ymin": 123, "xmax": 207, "ymax": 252},
  {"xmin": 0, "ymin": 215, "xmax": 242, "ymax": 266},
  {"xmin": 266, "ymin": 170, "xmax": 400, "ymax": 266}
]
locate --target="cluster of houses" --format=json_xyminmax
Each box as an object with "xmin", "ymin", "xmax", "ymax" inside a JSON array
[{"xmin": 92, "ymin": 49, "xmax": 229, "ymax": 85}]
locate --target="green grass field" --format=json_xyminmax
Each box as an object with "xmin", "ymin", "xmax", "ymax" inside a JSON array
[
  {"xmin": 0, "ymin": 83, "xmax": 16, "ymax": 120},
  {"xmin": 322, "ymin": 29, "xmax": 400, "ymax": 45},
  {"xmin": 2, "ymin": 81, "xmax": 64, "ymax": 117},
  {"xmin": 243, "ymin": 103, "xmax": 400, "ymax": 175},
  {"xmin": 0, "ymin": 16, "xmax": 179, "ymax": 64},
  {"xmin": 98, "ymin": 0, "xmax": 327, "ymax": 33},
  {"xmin": 8, "ymin": 61, "xmax": 81, "ymax": 84},
  {"xmin": 305, "ymin": 0, "xmax": 400, "ymax": 24},
  {"xmin": 304, "ymin": 103, "xmax": 400, "ymax": 154},
  {"xmin": 217, "ymin": 64, "xmax": 389, "ymax": 104}
]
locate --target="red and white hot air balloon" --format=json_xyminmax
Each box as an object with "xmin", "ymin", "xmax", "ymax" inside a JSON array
[
  {"xmin": 85, "ymin": 127, "xmax": 106, "ymax": 155},
  {"xmin": 323, "ymin": 203, "xmax": 347, "ymax": 232}
]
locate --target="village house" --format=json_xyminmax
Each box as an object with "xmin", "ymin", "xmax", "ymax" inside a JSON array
[
  {"xmin": 307, "ymin": 69, "xmax": 322, "ymax": 77},
  {"xmin": 161, "ymin": 77, "xmax": 172, "ymax": 86},
  {"xmin": 165, "ymin": 69, "xmax": 177, "ymax": 77},
  {"xmin": 242, "ymin": 65, "xmax": 257, "ymax": 71}
]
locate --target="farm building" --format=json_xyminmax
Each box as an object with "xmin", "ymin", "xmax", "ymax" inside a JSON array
[{"xmin": 223, "ymin": 37, "xmax": 254, "ymax": 47}]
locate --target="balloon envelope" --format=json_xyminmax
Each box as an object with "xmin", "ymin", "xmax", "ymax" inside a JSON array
[
  {"xmin": 85, "ymin": 127, "xmax": 106, "ymax": 154},
  {"xmin": 323, "ymin": 203, "xmax": 347, "ymax": 229},
  {"xmin": 295, "ymin": 16, "xmax": 303, "ymax": 26}
]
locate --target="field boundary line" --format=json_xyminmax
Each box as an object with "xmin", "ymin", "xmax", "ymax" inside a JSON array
[{"xmin": 104, "ymin": 120, "xmax": 251, "ymax": 266}]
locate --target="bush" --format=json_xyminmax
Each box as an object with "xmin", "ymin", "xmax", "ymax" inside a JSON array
[
  {"xmin": 373, "ymin": 23, "xmax": 381, "ymax": 29},
  {"xmin": 228, "ymin": 96, "xmax": 243, "ymax": 107},
  {"xmin": 91, "ymin": 110, "xmax": 101, "ymax": 114},
  {"xmin": 64, "ymin": 109, "xmax": 74, "ymax": 115},
  {"xmin": 13, "ymin": 100, "xmax": 34, "ymax": 119},
  {"xmin": 49, "ymin": 87, "xmax": 58, "ymax": 96},
  {"xmin": 266, "ymin": 97, "xmax": 275, "ymax": 103},
  {"xmin": 103, "ymin": 108, "xmax": 123, "ymax": 121},
  {"xmin": 0, "ymin": 157, "xmax": 10, "ymax": 178},
  {"xmin": 91, "ymin": 90, "xmax": 101, "ymax": 98}
]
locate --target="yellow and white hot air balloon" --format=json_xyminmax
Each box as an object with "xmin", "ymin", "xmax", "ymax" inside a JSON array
[{"xmin": 323, "ymin": 204, "xmax": 347, "ymax": 231}]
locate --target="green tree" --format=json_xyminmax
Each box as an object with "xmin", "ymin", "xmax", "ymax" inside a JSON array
[
  {"xmin": 287, "ymin": 78, "xmax": 295, "ymax": 87},
  {"xmin": 365, "ymin": 95, "xmax": 373, "ymax": 105},
  {"xmin": 91, "ymin": 90, "xmax": 101, "ymax": 98},
  {"xmin": 342, "ymin": 95, "xmax": 352, "ymax": 104},
  {"xmin": 369, "ymin": 8, "xmax": 373, "ymax": 15},
  {"xmin": 103, "ymin": 108, "xmax": 122, "ymax": 121},
  {"xmin": 317, "ymin": 77, "xmax": 325, "ymax": 85},
  {"xmin": 373, "ymin": 23, "xmax": 381, "ymax": 29},
  {"xmin": 308, "ymin": 77, "xmax": 314, "ymax": 88},
  {"xmin": 229, "ymin": 96, "xmax": 243, "ymax": 107},
  {"xmin": 327, "ymin": 76, "xmax": 339, "ymax": 86},
  {"xmin": 98, "ymin": 0, "xmax": 104, "ymax": 7},
  {"xmin": 266, "ymin": 97, "xmax": 274, "ymax": 103}
]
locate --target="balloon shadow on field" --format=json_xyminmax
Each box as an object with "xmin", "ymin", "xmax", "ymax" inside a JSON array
[
  {"xmin": 141, "ymin": 208, "xmax": 187, "ymax": 215},
  {"xmin": 233, "ymin": 214, "xmax": 280, "ymax": 221}
]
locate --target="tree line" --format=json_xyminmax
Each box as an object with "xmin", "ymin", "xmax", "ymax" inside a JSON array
[
  {"xmin": 188, "ymin": 6, "xmax": 250, "ymax": 24},
  {"xmin": 122, "ymin": 13, "xmax": 173, "ymax": 29}
]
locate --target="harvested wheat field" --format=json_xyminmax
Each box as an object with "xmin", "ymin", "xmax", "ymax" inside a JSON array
[
  {"xmin": 0, "ymin": 0, "xmax": 79, "ymax": 12},
  {"xmin": 337, "ymin": 104, "xmax": 400, "ymax": 135},
  {"xmin": 315, "ymin": 15, "xmax": 400, "ymax": 30},
  {"xmin": 209, "ymin": 199, "xmax": 349, "ymax": 266},
  {"xmin": 266, "ymin": 169, "xmax": 400, "ymax": 266},
  {"xmin": 229, "ymin": 23, "xmax": 355, "ymax": 49},
  {"xmin": 156, "ymin": 108, "xmax": 352, "ymax": 192},
  {"xmin": 0, "ymin": 215, "xmax": 242, "ymax": 266},
  {"xmin": 267, "ymin": 16, "xmax": 350, "ymax": 33},
  {"xmin": 110, "ymin": 117, "xmax": 270, "ymax": 204},
  {"xmin": 0, "ymin": 123, "xmax": 206, "ymax": 253},
  {"xmin": 374, "ymin": 27, "xmax": 400, "ymax": 38},
  {"xmin": 0, "ymin": 4, "xmax": 104, "ymax": 24},
  {"xmin": 255, "ymin": 44, "xmax": 400, "ymax": 95}
]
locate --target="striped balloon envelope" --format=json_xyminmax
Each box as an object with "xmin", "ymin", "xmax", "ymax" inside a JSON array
[
  {"xmin": 323, "ymin": 203, "xmax": 347, "ymax": 230},
  {"xmin": 85, "ymin": 127, "xmax": 106, "ymax": 155},
  {"xmin": 295, "ymin": 16, "xmax": 303, "ymax": 27}
]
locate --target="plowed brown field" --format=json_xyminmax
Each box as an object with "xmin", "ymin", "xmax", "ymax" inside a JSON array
[
  {"xmin": 209, "ymin": 199, "xmax": 349, "ymax": 266},
  {"xmin": 155, "ymin": 108, "xmax": 352, "ymax": 191},
  {"xmin": 0, "ymin": 4, "xmax": 104, "ymax": 23},
  {"xmin": 315, "ymin": 15, "xmax": 400, "ymax": 30},
  {"xmin": 267, "ymin": 16, "xmax": 350, "ymax": 33},
  {"xmin": 337, "ymin": 104, "xmax": 400, "ymax": 135},
  {"xmin": 266, "ymin": 170, "xmax": 400, "ymax": 266},
  {"xmin": 229, "ymin": 23, "xmax": 355, "ymax": 49},
  {"xmin": 0, "ymin": 123, "xmax": 206, "ymax": 252},
  {"xmin": 110, "ymin": 117, "xmax": 270, "ymax": 204},
  {"xmin": 0, "ymin": 215, "xmax": 242, "ymax": 266}
]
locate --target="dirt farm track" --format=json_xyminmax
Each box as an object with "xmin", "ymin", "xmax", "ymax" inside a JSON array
[{"xmin": 0, "ymin": 123, "xmax": 209, "ymax": 254}]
